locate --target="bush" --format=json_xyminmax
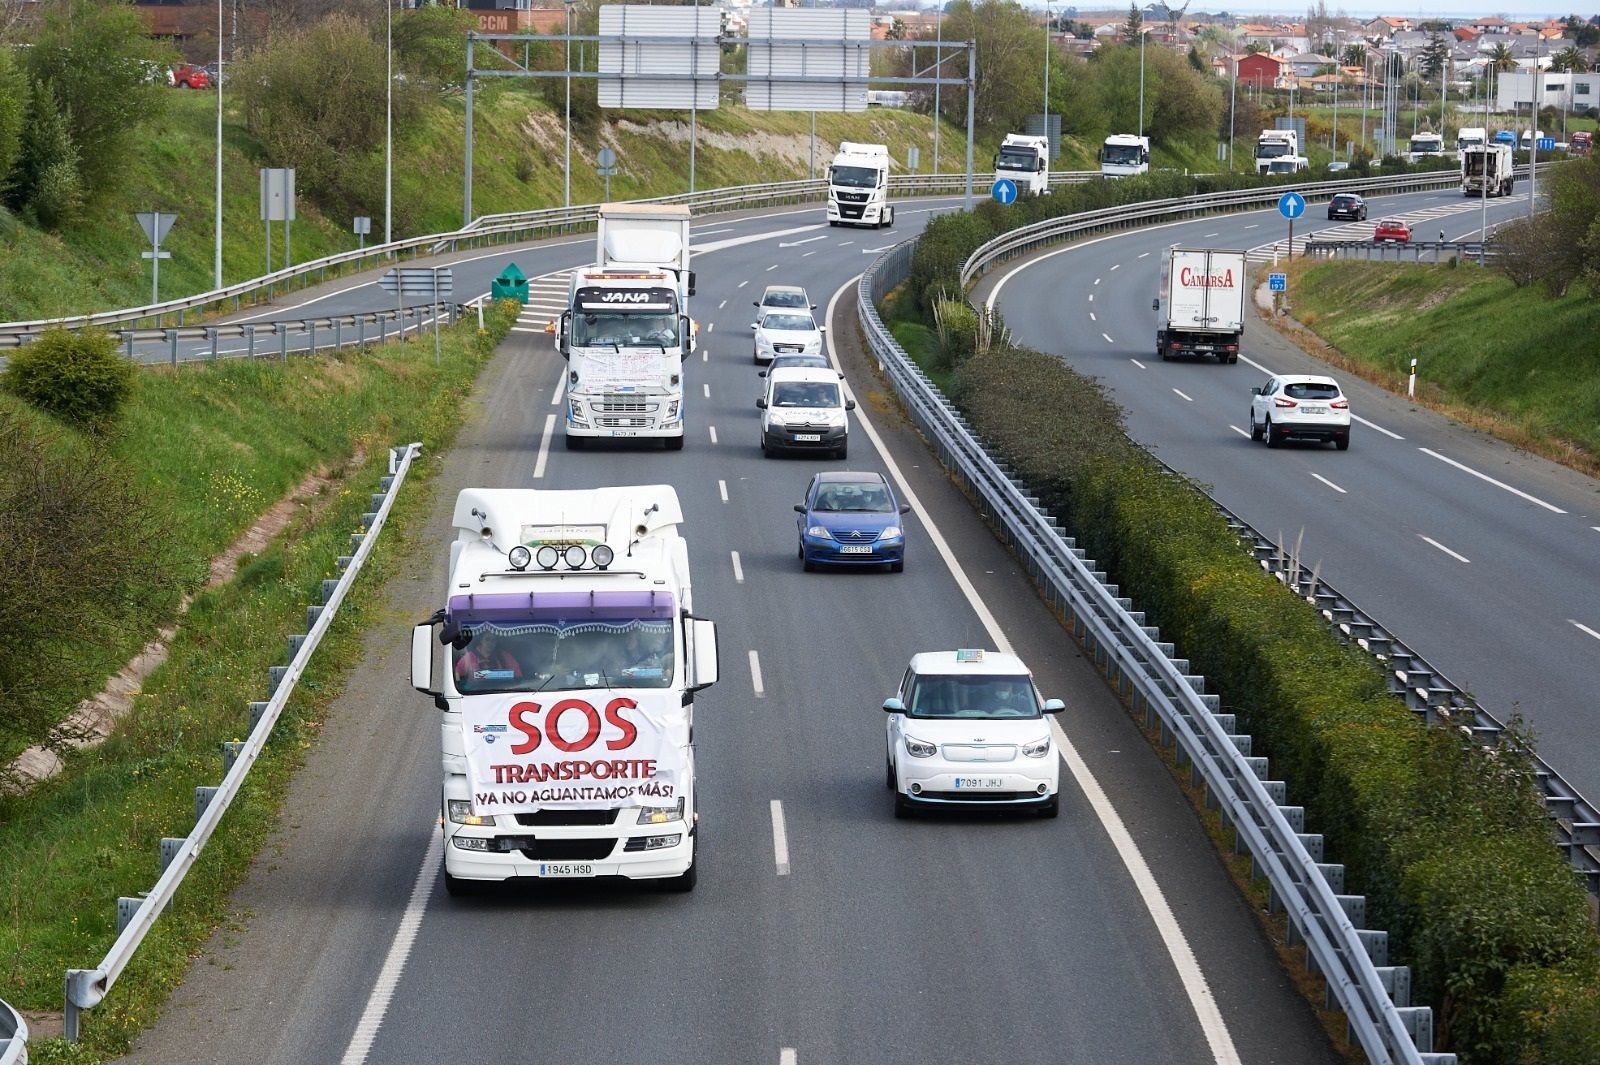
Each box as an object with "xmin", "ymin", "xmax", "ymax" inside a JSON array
[{"xmin": 3, "ymin": 327, "xmax": 136, "ymax": 430}]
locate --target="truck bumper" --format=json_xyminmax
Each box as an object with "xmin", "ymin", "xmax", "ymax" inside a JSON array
[
  {"xmin": 1157, "ymin": 330, "xmax": 1240, "ymax": 362},
  {"xmin": 566, "ymin": 415, "xmax": 684, "ymax": 440},
  {"xmin": 443, "ymin": 825, "xmax": 694, "ymax": 883}
]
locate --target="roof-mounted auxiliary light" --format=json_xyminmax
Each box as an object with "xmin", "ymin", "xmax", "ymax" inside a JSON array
[
  {"xmin": 535, "ymin": 545, "xmax": 561, "ymax": 571},
  {"xmin": 507, "ymin": 546, "xmax": 532, "ymax": 571},
  {"xmin": 592, "ymin": 544, "xmax": 615, "ymax": 570},
  {"xmin": 563, "ymin": 545, "xmax": 588, "ymax": 570}
]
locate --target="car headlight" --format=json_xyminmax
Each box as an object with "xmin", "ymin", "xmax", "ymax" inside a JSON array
[
  {"xmin": 638, "ymin": 798, "xmax": 685, "ymax": 825},
  {"xmin": 878, "ymin": 526, "xmax": 902, "ymax": 540},
  {"xmin": 904, "ymin": 735, "xmax": 937, "ymax": 758},
  {"xmin": 1021, "ymin": 736, "xmax": 1052, "ymax": 758},
  {"xmin": 757, "ymin": 336, "xmax": 774, "ymax": 351},
  {"xmin": 806, "ymin": 525, "xmax": 833, "ymax": 539},
  {"xmin": 447, "ymin": 799, "xmax": 493, "ymax": 826}
]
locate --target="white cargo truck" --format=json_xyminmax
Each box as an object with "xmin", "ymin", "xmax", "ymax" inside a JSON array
[
  {"xmin": 1153, "ymin": 248, "xmax": 1247, "ymax": 363},
  {"xmin": 827, "ymin": 141, "xmax": 893, "ymax": 228},
  {"xmin": 1407, "ymin": 131, "xmax": 1446, "ymax": 162},
  {"xmin": 555, "ymin": 204, "xmax": 695, "ymax": 451},
  {"xmin": 1100, "ymin": 133, "xmax": 1150, "ymax": 177},
  {"xmin": 1461, "ymin": 143, "xmax": 1514, "ymax": 197},
  {"xmin": 995, "ymin": 133, "xmax": 1050, "ymax": 194},
  {"xmin": 411, "ymin": 485, "xmax": 720, "ymax": 894},
  {"xmin": 1254, "ymin": 129, "xmax": 1299, "ymax": 174},
  {"xmin": 1456, "ymin": 127, "xmax": 1486, "ymax": 153}
]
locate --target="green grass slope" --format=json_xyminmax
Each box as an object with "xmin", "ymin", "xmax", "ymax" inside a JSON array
[{"xmin": 0, "ymin": 89, "xmax": 976, "ymax": 322}]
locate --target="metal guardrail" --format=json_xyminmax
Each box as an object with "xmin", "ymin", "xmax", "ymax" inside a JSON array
[
  {"xmin": 111, "ymin": 303, "xmax": 454, "ymax": 367},
  {"xmin": 858, "ymin": 240, "xmax": 1454, "ymax": 1064},
  {"xmin": 1303, "ymin": 239, "xmax": 1498, "ymax": 263},
  {"xmin": 61, "ymin": 443, "xmax": 423, "ymax": 1042},
  {"xmin": 0, "ymin": 171, "xmax": 1100, "ymax": 347},
  {"xmin": 0, "ymin": 998, "xmax": 26, "ymax": 1065}
]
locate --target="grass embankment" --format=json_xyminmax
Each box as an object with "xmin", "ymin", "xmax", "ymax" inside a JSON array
[
  {"xmin": 0, "ymin": 88, "xmax": 975, "ymax": 322},
  {"xmin": 1278, "ymin": 259, "xmax": 1600, "ymax": 476},
  {"xmin": 0, "ymin": 305, "xmax": 515, "ymax": 1064}
]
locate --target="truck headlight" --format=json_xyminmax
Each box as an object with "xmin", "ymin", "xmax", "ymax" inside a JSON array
[
  {"xmin": 666, "ymin": 400, "xmax": 680, "ymax": 419},
  {"xmin": 1022, "ymin": 736, "xmax": 1052, "ymax": 758},
  {"xmin": 568, "ymin": 400, "xmax": 587, "ymax": 425},
  {"xmin": 447, "ymin": 799, "xmax": 493, "ymax": 826},
  {"xmin": 878, "ymin": 526, "xmax": 902, "ymax": 540},
  {"xmin": 638, "ymin": 798, "xmax": 685, "ymax": 825},
  {"xmin": 806, "ymin": 525, "xmax": 833, "ymax": 539},
  {"xmin": 904, "ymin": 735, "xmax": 937, "ymax": 758},
  {"xmin": 451, "ymin": 835, "xmax": 492, "ymax": 851}
]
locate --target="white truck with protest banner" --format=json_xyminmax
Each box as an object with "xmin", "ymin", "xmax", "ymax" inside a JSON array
[{"xmin": 411, "ymin": 485, "xmax": 719, "ymax": 893}]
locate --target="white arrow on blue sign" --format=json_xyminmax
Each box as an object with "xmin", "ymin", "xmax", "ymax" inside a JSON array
[
  {"xmin": 1538, "ymin": 137, "xmax": 1555, "ymax": 152},
  {"xmin": 991, "ymin": 178, "xmax": 1018, "ymax": 205},
  {"xmin": 1278, "ymin": 192, "xmax": 1306, "ymax": 220},
  {"xmin": 1268, "ymin": 272, "xmax": 1287, "ymax": 292}
]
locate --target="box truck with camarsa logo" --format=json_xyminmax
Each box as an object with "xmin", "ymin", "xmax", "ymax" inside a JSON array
[{"xmin": 1152, "ymin": 248, "xmax": 1247, "ymax": 363}]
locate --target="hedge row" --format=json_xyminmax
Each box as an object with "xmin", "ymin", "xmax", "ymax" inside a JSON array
[{"xmin": 931, "ymin": 296, "xmax": 1600, "ymax": 1059}]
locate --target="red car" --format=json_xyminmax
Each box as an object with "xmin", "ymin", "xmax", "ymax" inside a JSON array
[
  {"xmin": 172, "ymin": 64, "xmax": 210, "ymax": 89},
  {"xmin": 1372, "ymin": 218, "xmax": 1411, "ymax": 244}
]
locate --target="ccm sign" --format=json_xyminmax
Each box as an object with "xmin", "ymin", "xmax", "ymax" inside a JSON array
[{"xmin": 462, "ymin": 691, "xmax": 685, "ymax": 814}]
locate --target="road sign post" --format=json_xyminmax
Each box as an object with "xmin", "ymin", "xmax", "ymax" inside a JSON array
[
  {"xmin": 1277, "ymin": 191, "xmax": 1305, "ymax": 263},
  {"xmin": 991, "ymin": 178, "xmax": 1018, "ymax": 205},
  {"xmin": 1268, "ymin": 272, "xmax": 1287, "ymax": 292},
  {"xmin": 260, "ymin": 168, "xmax": 296, "ymax": 275},
  {"xmin": 135, "ymin": 211, "xmax": 176, "ymax": 306},
  {"xmin": 379, "ymin": 267, "xmax": 454, "ymax": 361},
  {"xmin": 596, "ymin": 147, "xmax": 618, "ymax": 202},
  {"xmin": 353, "ymin": 215, "xmax": 371, "ymax": 251}
]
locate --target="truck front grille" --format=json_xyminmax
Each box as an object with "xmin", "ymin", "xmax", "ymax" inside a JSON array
[{"xmin": 517, "ymin": 838, "xmax": 617, "ymax": 861}]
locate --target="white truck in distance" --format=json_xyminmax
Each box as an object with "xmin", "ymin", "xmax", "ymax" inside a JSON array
[
  {"xmin": 1100, "ymin": 134, "xmax": 1150, "ymax": 177},
  {"xmin": 995, "ymin": 133, "xmax": 1050, "ymax": 194},
  {"xmin": 1461, "ymin": 143, "xmax": 1514, "ymax": 197},
  {"xmin": 411, "ymin": 485, "xmax": 720, "ymax": 894},
  {"xmin": 1407, "ymin": 131, "xmax": 1446, "ymax": 162},
  {"xmin": 1153, "ymin": 248, "xmax": 1247, "ymax": 363},
  {"xmin": 1255, "ymin": 129, "xmax": 1299, "ymax": 174},
  {"xmin": 827, "ymin": 141, "xmax": 893, "ymax": 228},
  {"xmin": 556, "ymin": 204, "xmax": 695, "ymax": 451},
  {"xmin": 1456, "ymin": 127, "xmax": 1486, "ymax": 152}
]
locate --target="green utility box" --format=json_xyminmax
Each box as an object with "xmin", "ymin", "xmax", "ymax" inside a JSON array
[{"xmin": 490, "ymin": 262, "xmax": 529, "ymax": 304}]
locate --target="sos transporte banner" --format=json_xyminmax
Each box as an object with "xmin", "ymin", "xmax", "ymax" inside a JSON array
[{"xmin": 462, "ymin": 691, "xmax": 685, "ymax": 815}]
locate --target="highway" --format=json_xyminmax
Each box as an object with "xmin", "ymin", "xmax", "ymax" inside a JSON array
[
  {"xmin": 984, "ymin": 185, "xmax": 1600, "ymax": 803},
  {"xmin": 115, "ymin": 200, "xmax": 1336, "ymax": 1065}
]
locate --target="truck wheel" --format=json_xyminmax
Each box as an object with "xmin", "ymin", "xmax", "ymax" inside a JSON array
[
  {"xmin": 882, "ymin": 207, "xmax": 894, "ymax": 229},
  {"xmin": 661, "ymin": 861, "xmax": 697, "ymax": 893},
  {"xmin": 443, "ymin": 869, "xmax": 478, "ymax": 897},
  {"xmin": 1160, "ymin": 348, "xmax": 1171, "ymax": 361},
  {"xmin": 564, "ymin": 434, "xmax": 584, "ymax": 451},
  {"xmin": 664, "ymin": 434, "xmax": 684, "ymax": 451}
]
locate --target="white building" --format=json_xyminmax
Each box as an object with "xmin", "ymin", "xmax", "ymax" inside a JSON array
[{"xmin": 1496, "ymin": 70, "xmax": 1600, "ymax": 114}]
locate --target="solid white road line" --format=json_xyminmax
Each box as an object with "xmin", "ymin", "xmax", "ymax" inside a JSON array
[
  {"xmin": 1570, "ymin": 620, "xmax": 1600, "ymax": 642},
  {"xmin": 769, "ymin": 800, "xmax": 790, "ymax": 876},
  {"xmin": 823, "ymin": 275, "xmax": 1241, "ymax": 1065},
  {"xmin": 749, "ymin": 649, "xmax": 765, "ymax": 697},
  {"xmin": 718, "ymin": 480, "xmax": 729, "ymax": 503},
  {"xmin": 532, "ymin": 415, "xmax": 556, "ymax": 479},
  {"xmin": 1418, "ymin": 447, "xmax": 1566, "ymax": 514},
  {"xmin": 549, "ymin": 373, "xmax": 565, "ymax": 408},
  {"xmin": 1172, "ymin": 388, "xmax": 1193, "ymax": 402},
  {"xmin": 1101, "ymin": 333, "xmax": 1114, "ymax": 344},
  {"xmin": 709, "ymin": 425, "xmax": 719, "ymax": 445},
  {"xmin": 1310, "ymin": 472, "xmax": 1347, "ymax": 494},
  {"xmin": 1419, "ymin": 534, "xmax": 1471, "ymax": 563},
  {"xmin": 703, "ymin": 383, "xmax": 711, "ymax": 398},
  {"xmin": 1229, "ymin": 425, "xmax": 1250, "ymax": 438},
  {"xmin": 1130, "ymin": 358, "xmax": 1147, "ymax": 369},
  {"xmin": 338, "ymin": 831, "xmax": 443, "ymax": 1065},
  {"xmin": 731, "ymin": 550, "xmax": 744, "ymax": 583}
]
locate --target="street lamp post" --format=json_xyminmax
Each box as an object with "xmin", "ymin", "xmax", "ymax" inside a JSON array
[
  {"xmin": 214, "ymin": 0, "xmax": 223, "ymax": 288},
  {"xmin": 1138, "ymin": 27, "xmax": 1146, "ymax": 141},
  {"xmin": 1042, "ymin": 0, "xmax": 1049, "ymax": 154},
  {"xmin": 385, "ymin": 0, "xmax": 392, "ymax": 245},
  {"xmin": 1228, "ymin": 48, "xmax": 1237, "ymax": 170},
  {"xmin": 564, "ymin": 0, "xmax": 577, "ymax": 208}
]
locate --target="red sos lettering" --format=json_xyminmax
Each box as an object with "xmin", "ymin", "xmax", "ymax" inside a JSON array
[{"xmin": 508, "ymin": 697, "xmax": 640, "ymax": 755}]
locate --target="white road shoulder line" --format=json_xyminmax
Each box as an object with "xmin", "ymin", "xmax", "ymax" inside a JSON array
[
  {"xmin": 731, "ymin": 550, "xmax": 745, "ymax": 583},
  {"xmin": 1571, "ymin": 620, "xmax": 1600, "ymax": 642},
  {"xmin": 824, "ymin": 275, "xmax": 1241, "ymax": 1065},
  {"xmin": 1418, "ymin": 447, "xmax": 1566, "ymax": 513},
  {"xmin": 749, "ymin": 649, "xmax": 765, "ymax": 697},
  {"xmin": 1419, "ymin": 534, "xmax": 1471, "ymax": 563},
  {"xmin": 532, "ymin": 415, "xmax": 556, "ymax": 479},
  {"xmin": 1310, "ymin": 472, "xmax": 1347, "ymax": 494},
  {"xmin": 338, "ymin": 831, "xmax": 443, "ymax": 1065},
  {"xmin": 769, "ymin": 799, "xmax": 790, "ymax": 876},
  {"xmin": 1350, "ymin": 414, "xmax": 1403, "ymax": 440},
  {"xmin": 1229, "ymin": 424, "xmax": 1250, "ymax": 438}
]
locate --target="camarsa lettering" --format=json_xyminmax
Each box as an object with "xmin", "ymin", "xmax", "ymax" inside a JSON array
[
  {"xmin": 508, "ymin": 697, "xmax": 640, "ymax": 755},
  {"xmin": 491, "ymin": 758, "xmax": 659, "ymax": 783},
  {"xmin": 1178, "ymin": 266, "xmax": 1236, "ymax": 288}
]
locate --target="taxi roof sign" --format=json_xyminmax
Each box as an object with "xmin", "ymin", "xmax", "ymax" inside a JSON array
[{"xmin": 955, "ymin": 649, "xmax": 985, "ymax": 663}]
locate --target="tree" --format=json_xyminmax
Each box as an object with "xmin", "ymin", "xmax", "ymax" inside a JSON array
[
  {"xmin": 1303, "ymin": 0, "xmax": 1339, "ymax": 51},
  {"xmin": 10, "ymin": 79, "xmax": 83, "ymax": 228},
  {"xmin": 23, "ymin": 0, "xmax": 170, "ymax": 193},
  {"xmin": 933, "ymin": 0, "xmax": 1053, "ymax": 137},
  {"xmin": 1490, "ymin": 42, "xmax": 1516, "ymax": 74},
  {"xmin": 887, "ymin": 17, "xmax": 907, "ymax": 40},
  {"xmin": 1122, "ymin": 3, "xmax": 1142, "ymax": 44},
  {"xmin": 1342, "ymin": 42, "xmax": 1366, "ymax": 67},
  {"xmin": 1561, "ymin": 14, "xmax": 1599, "ymax": 49},
  {"xmin": 1192, "ymin": 24, "xmax": 1239, "ymax": 63},
  {"xmin": 392, "ymin": 5, "xmax": 478, "ymax": 87},
  {"xmin": 1550, "ymin": 47, "xmax": 1589, "ymax": 74},
  {"xmin": 0, "ymin": 49, "xmax": 26, "ymax": 198},
  {"xmin": 1419, "ymin": 33, "xmax": 1450, "ymax": 80}
]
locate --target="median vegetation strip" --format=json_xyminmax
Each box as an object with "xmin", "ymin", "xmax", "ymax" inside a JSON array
[
  {"xmin": 886, "ymin": 207, "xmax": 1600, "ymax": 1061},
  {"xmin": 0, "ymin": 304, "xmax": 516, "ymax": 1063}
]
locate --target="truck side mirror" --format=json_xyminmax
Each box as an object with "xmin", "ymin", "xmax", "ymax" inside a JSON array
[
  {"xmin": 756, "ymin": 398, "xmax": 768, "ymax": 409},
  {"xmin": 844, "ymin": 399, "xmax": 856, "ymax": 411},
  {"xmin": 1151, "ymin": 298, "xmax": 1159, "ymax": 312},
  {"xmin": 557, "ymin": 311, "xmax": 571, "ymax": 361},
  {"xmin": 687, "ymin": 617, "xmax": 719, "ymax": 693},
  {"xmin": 687, "ymin": 270, "xmax": 697, "ymax": 297},
  {"xmin": 411, "ymin": 623, "xmax": 446, "ymax": 710}
]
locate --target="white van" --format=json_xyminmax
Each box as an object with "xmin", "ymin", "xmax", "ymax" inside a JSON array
[{"xmin": 756, "ymin": 366, "xmax": 854, "ymax": 459}]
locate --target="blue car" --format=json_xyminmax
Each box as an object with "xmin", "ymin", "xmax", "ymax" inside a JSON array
[{"xmin": 794, "ymin": 471, "xmax": 910, "ymax": 572}]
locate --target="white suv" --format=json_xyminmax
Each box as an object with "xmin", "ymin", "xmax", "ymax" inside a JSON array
[
  {"xmin": 757, "ymin": 366, "xmax": 853, "ymax": 458},
  {"xmin": 883, "ymin": 649, "xmax": 1065, "ymax": 818},
  {"xmin": 1250, "ymin": 374, "xmax": 1351, "ymax": 450},
  {"xmin": 752, "ymin": 310, "xmax": 824, "ymax": 365}
]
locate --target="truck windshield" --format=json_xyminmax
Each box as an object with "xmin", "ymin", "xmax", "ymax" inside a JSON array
[
  {"xmin": 1456, "ymin": 137, "xmax": 1482, "ymax": 150},
  {"xmin": 996, "ymin": 148, "xmax": 1038, "ymax": 171},
  {"xmin": 1256, "ymin": 141, "xmax": 1291, "ymax": 159},
  {"xmin": 829, "ymin": 165, "xmax": 880, "ymax": 188},
  {"xmin": 905, "ymin": 674, "xmax": 1041, "ymax": 719},
  {"xmin": 453, "ymin": 619, "xmax": 675, "ymax": 693},
  {"xmin": 1268, "ymin": 160, "xmax": 1299, "ymax": 173},
  {"xmin": 573, "ymin": 312, "xmax": 678, "ymax": 349},
  {"xmin": 1101, "ymin": 144, "xmax": 1143, "ymax": 165},
  {"xmin": 1410, "ymin": 137, "xmax": 1440, "ymax": 153}
]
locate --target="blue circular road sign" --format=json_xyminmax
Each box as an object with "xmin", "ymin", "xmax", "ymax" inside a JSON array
[
  {"xmin": 1278, "ymin": 192, "xmax": 1306, "ymax": 220},
  {"xmin": 991, "ymin": 178, "xmax": 1018, "ymax": 205}
]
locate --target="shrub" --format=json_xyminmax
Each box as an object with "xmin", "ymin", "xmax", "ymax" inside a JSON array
[
  {"xmin": 3, "ymin": 327, "xmax": 136, "ymax": 430},
  {"xmin": 9, "ymin": 78, "xmax": 84, "ymax": 228}
]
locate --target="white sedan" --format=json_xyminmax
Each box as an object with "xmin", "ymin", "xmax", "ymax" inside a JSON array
[
  {"xmin": 752, "ymin": 310, "xmax": 824, "ymax": 365},
  {"xmin": 884, "ymin": 649, "xmax": 1064, "ymax": 818},
  {"xmin": 1250, "ymin": 373, "xmax": 1351, "ymax": 450}
]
